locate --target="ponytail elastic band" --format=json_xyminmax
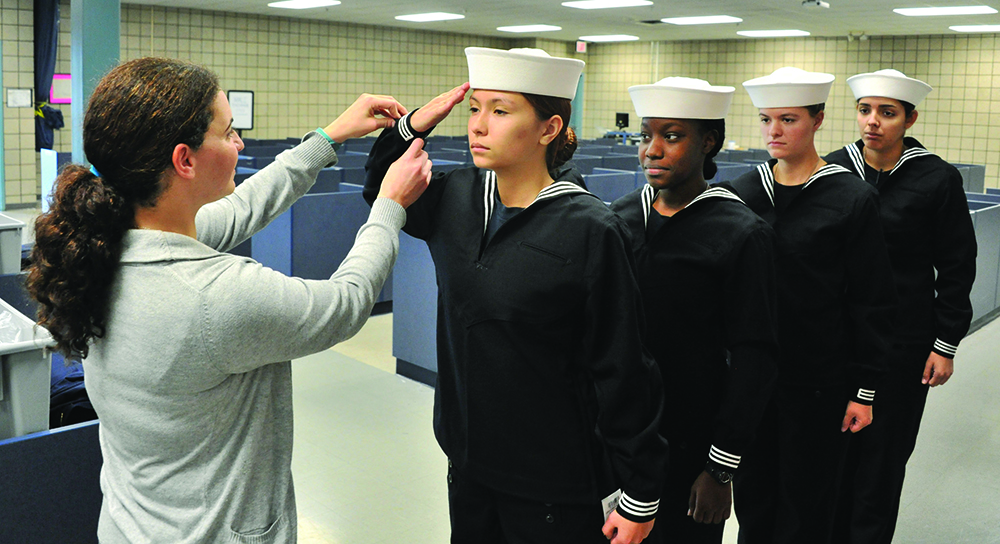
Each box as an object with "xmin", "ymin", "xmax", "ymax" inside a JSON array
[{"xmin": 89, "ymin": 165, "xmax": 101, "ymax": 178}]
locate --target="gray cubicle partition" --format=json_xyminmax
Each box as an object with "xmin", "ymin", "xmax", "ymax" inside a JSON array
[
  {"xmin": 953, "ymin": 163, "xmax": 986, "ymax": 193},
  {"xmin": 968, "ymin": 199, "xmax": 1000, "ymax": 328}
]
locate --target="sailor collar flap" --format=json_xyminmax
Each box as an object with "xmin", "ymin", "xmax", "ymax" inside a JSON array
[
  {"xmin": 757, "ymin": 160, "xmax": 853, "ymax": 207},
  {"xmin": 843, "ymin": 138, "xmax": 934, "ymax": 178},
  {"xmin": 480, "ymin": 169, "xmax": 594, "ymax": 234},
  {"xmin": 639, "ymin": 183, "xmax": 746, "ymax": 228}
]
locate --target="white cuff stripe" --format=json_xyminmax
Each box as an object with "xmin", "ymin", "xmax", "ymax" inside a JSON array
[
  {"xmin": 857, "ymin": 388, "xmax": 876, "ymax": 402},
  {"xmin": 399, "ymin": 112, "xmax": 414, "ymax": 141},
  {"xmin": 934, "ymin": 339, "xmax": 958, "ymax": 357},
  {"xmin": 619, "ymin": 492, "xmax": 659, "ymax": 517},
  {"xmin": 709, "ymin": 445, "xmax": 741, "ymax": 469}
]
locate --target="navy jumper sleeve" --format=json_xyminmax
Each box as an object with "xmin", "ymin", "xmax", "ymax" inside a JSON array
[
  {"xmin": 930, "ymin": 167, "xmax": 977, "ymax": 357},
  {"xmin": 581, "ymin": 217, "xmax": 668, "ymax": 522},
  {"xmin": 844, "ymin": 190, "xmax": 897, "ymax": 404},
  {"xmin": 709, "ymin": 223, "xmax": 779, "ymax": 472},
  {"xmin": 363, "ymin": 110, "xmax": 449, "ymax": 240}
]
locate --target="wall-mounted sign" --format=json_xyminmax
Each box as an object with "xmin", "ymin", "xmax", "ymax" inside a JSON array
[
  {"xmin": 6, "ymin": 89, "xmax": 32, "ymax": 108},
  {"xmin": 227, "ymin": 90, "xmax": 254, "ymax": 131}
]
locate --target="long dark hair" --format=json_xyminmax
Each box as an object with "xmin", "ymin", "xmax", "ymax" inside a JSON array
[
  {"xmin": 521, "ymin": 93, "xmax": 578, "ymax": 172},
  {"xmin": 26, "ymin": 58, "xmax": 220, "ymax": 357}
]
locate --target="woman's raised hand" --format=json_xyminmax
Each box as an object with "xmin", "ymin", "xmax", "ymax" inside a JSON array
[
  {"xmin": 323, "ymin": 94, "xmax": 409, "ymax": 143},
  {"xmin": 410, "ymin": 83, "xmax": 471, "ymax": 133},
  {"xmin": 379, "ymin": 138, "xmax": 432, "ymax": 209}
]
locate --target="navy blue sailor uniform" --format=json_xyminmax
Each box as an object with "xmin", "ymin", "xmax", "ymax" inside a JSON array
[
  {"xmin": 363, "ymin": 112, "xmax": 668, "ymax": 537},
  {"xmin": 610, "ymin": 185, "xmax": 779, "ymax": 543},
  {"xmin": 824, "ymin": 138, "xmax": 976, "ymax": 544},
  {"xmin": 719, "ymin": 160, "xmax": 897, "ymax": 544}
]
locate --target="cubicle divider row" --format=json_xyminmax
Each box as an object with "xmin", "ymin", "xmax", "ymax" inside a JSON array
[{"xmin": 392, "ymin": 185, "xmax": 1000, "ymax": 387}]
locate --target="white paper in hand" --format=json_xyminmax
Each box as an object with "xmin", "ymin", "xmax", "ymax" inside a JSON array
[{"xmin": 602, "ymin": 489, "xmax": 622, "ymax": 521}]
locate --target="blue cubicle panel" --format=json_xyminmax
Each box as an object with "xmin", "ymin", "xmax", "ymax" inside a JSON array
[
  {"xmin": 585, "ymin": 172, "xmax": 638, "ymax": 203},
  {"xmin": 577, "ymin": 145, "xmax": 613, "ymax": 156},
  {"xmin": 343, "ymin": 137, "xmax": 376, "ymax": 153},
  {"xmin": 968, "ymin": 201, "xmax": 1000, "ymax": 324},
  {"xmin": 392, "ymin": 233, "xmax": 438, "ymax": 385},
  {"xmin": 601, "ymin": 154, "xmax": 640, "ymax": 172},
  {"xmin": 335, "ymin": 152, "xmax": 369, "ymax": 169},
  {"xmin": 710, "ymin": 162, "xmax": 754, "ymax": 185},
  {"xmin": 565, "ymin": 154, "xmax": 603, "ymax": 176},
  {"xmin": 987, "ymin": 188, "xmax": 1000, "ymax": 196},
  {"xmin": 592, "ymin": 167, "xmax": 643, "ymax": 189},
  {"xmin": 250, "ymin": 188, "xmax": 392, "ymax": 304},
  {"xmin": 0, "ymin": 420, "xmax": 102, "ymax": 544},
  {"xmin": 428, "ymin": 151, "xmax": 471, "ymax": 164}
]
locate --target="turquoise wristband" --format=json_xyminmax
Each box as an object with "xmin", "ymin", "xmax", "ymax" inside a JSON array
[{"xmin": 316, "ymin": 127, "xmax": 343, "ymax": 150}]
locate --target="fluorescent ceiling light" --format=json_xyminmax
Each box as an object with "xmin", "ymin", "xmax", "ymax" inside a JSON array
[
  {"xmin": 579, "ymin": 34, "xmax": 641, "ymax": 42},
  {"xmin": 268, "ymin": 0, "xmax": 340, "ymax": 8},
  {"xmin": 737, "ymin": 29, "xmax": 811, "ymax": 37},
  {"xmin": 894, "ymin": 5, "xmax": 997, "ymax": 16},
  {"xmin": 395, "ymin": 12, "xmax": 465, "ymax": 22},
  {"xmin": 497, "ymin": 24, "xmax": 562, "ymax": 33},
  {"xmin": 951, "ymin": 24, "xmax": 1000, "ymax": 31},
  {"xmin": 562, "ymin": 0, "xmax": 654, "ymax": 9},
  {"xmin": 662, "ymin": 15, "xmax": 743, "ymax": 25}
]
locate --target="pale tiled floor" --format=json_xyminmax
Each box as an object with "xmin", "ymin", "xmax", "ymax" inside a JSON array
[{"xmin": 297, "ymin": 313, "xmax": 1000, "ymax": 544}]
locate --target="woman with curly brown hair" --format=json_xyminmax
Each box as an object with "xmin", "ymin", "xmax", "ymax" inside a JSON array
[{"xmin": 26, "ymin": 57, "xmax": 430, "ymax": 543}]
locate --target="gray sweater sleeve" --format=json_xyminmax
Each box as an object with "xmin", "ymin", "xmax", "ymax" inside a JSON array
[
  {"xmin": 195, "ymin": 133, "xmax": 336, "ymax": 252},
  {"xmin": 201, "ymin": 197, "xmax": 406, "ymax": 374}
]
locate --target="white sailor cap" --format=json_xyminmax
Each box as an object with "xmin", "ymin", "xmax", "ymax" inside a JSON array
[
  {"xmin": 742, "ymin": 67, "xmax": 835, "ymax": 108},
  {"xmin": 465, "ymin": 47, "xmax": 585, "ymax": 100},
  {"xmin": 628, "ymin": 77, "xmax": 735, "ymax": 120},
  {"xmin": 847, "ymin": 69, "xmax": 932, "ymax": 107}
]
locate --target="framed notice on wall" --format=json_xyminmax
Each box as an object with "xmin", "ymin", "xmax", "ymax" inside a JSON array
[{"xmin": 227, "ymin": 90, "xmax": 254, "ymax": 131}]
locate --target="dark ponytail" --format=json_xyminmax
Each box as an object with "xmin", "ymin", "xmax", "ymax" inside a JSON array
[
  {"xmin": 521, "ymin": 92, "xmax": 578, "ymax": 171},
  {"xmin": 699, "ymin": 119, "xmax": 726, "ymax": 180},
  {"xmin": 26, "ymin": 58, "xmax": 220, "ymax": 357}
]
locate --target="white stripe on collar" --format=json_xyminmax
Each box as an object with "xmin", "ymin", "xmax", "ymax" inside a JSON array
[
  {"xmin": 845, "ymin": 141, "xmax": 934, "ymax": 178},
  {"xmin": 641, "ymin": 184, "xmax": 656, "ymax": 229},
  {"xmin": 641, "ymin": 184, "xmax": 745, "ymax": 226},
  {"xmin": 757, "ymin": 163, "xmax": 776, "ymax": 207},
  {"xmin": 482, "ymin": 170, "xmax": 497, "ymax": 235},
  {"xmin": 480, "ymin": 174, "xmax": 590, "ymax": 234},
  {"xmin": 758, "ymin": 162, "xmax": 852, "ymax": 206},
  {"xmin": 845, "ymin": 143, "xmax": 866, "ymax": 177},
  {"xmin": 533, "ymin": 181, "xmax": 591, "ymax": 203},
  {"xmin": 889, "ymin": 146, "xmax": 933, "ymax": 176}
]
